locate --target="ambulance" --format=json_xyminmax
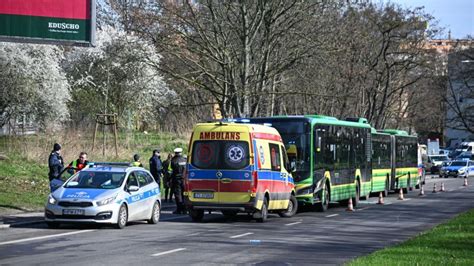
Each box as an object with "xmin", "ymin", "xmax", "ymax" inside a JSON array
[{"xmin": 184, "ymin": 122, "xmax": 297, "ymax": 222}]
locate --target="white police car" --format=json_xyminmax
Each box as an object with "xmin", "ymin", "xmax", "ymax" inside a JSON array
[{"xmin": 45, "ymin": 163, "xmax": 161, "ymax": 229}]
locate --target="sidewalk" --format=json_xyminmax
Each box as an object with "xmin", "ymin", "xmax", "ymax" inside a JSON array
[{"xmin": 0, "ymin": 201, "xmax": 177, "ymax": 229}]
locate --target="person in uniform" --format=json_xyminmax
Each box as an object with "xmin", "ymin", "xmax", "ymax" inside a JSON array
[
  {"xmin": 48, "ymin": 143, "xmax": 64, "ymax": 192},
  {"xmin": 162, "ymin": 153, "xmax": 173, "ymax": 202},
  {"xmin": 149, "ymin": 149, "xmax": 162, "ymax": 187},
  {"xmin": 170, "ymin": 148, "xmax": 187, "ymax": 214}
]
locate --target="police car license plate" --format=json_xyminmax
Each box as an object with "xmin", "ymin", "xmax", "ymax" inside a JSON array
[
  {"xmin": 63, "ymin": 209, "xmax": 85, "ymax": 215},
  {"xmin": 194, "ymin": 192, "xmax": 214, "ymax": 199}
]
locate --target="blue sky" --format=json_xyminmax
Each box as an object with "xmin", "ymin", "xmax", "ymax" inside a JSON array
[{"xmin": 387, "ymin": 0, "xmax": 473, "ymax": 39}]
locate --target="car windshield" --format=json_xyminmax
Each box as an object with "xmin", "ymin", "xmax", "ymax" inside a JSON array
[
  {"xmin": 450, "ymin": 161, "xmax": 467, "ymax": 167},
  {"xmin": 430, "ymin": 156, "xmax": 448, "ymax": 162},
  {"xmin": 64, "ymin": 171, "xmax": 126, "ymax": 189},
  {"xmin": 191, "ymin": 140, "xmax": 250, "ymax": 170}
]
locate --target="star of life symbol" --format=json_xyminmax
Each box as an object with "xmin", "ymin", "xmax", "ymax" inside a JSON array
[{"xmin": 227, "ymin": 145, "xmax": 244, "ymax": 163}]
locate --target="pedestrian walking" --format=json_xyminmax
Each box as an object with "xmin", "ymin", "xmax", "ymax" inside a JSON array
[
  {"xmin": 171, "ymin": 148, "xmax": 187, "ymax": 214},
  {"xmin": 149, "ymin": 149, "xmax": 163, "ymax": 187},
  {"xmin": 48, "ymin": 143, "xmax": 64, "ymax": 192},
  {"xmin": 162, "ymin": 153, "xmax": 173, "ymax": 202}
]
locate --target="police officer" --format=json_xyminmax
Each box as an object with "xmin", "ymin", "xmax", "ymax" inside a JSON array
[
  {"xmin": 48, "ymin": 143, "xmax": 64, "ymax": 192},
  {"xmin": 162, "ymin": 153, "xmax": 173, "ymax": 202},
  {"xmin": 132, "ymin": 154, "xmax": 143, "ymax": 167},
  {"xmin": 171, "ymin": 148, "xmax": 187, "ymax": 214},
  {"xmin": 149, "ymin": 149, "xmax": 162, "ymax": 186}
]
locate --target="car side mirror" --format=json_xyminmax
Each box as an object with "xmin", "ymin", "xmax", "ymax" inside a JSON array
[
  {"xmin": 128, "ymin": 185, "xmax": 139, "ymax": 192},
  {"xmin": 290, "ymin": 161, "xmax": 296, "ymax": 173}
]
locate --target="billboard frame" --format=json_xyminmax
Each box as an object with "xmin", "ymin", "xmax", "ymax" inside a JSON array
[{"xmin": 0, "ymin": 0, "xmax": 96, "ymax": 47}]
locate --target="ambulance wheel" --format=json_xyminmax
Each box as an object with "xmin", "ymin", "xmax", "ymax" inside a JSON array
[
  {"xmin": 147, "ymin": 201, "xmax": 161, "ymax": 224},
  {"xmin": 279, "ymin": 195, "xmax": 298, "ymax": 217},
  {"xmin": 116, "ymin": 204, "xmax": 128, "ymax": 229},
  {"xmin": 46, "ymin": 222, "xmax": 60, "ymax": 229},
  {"xmin": 256, "ymin": 198, "xmax": 268, "ymax": 223},
  {"xmin": 222, "ymin": 210, "xmax": 238, "ymax": 218},
  {"xmin": 190, "ymin": 209, "xmax": 204, "ymax": 222}
]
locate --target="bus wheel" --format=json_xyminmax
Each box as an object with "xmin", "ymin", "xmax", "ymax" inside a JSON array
[
  {"xmin": 383, "ymin": 177, "xmax": 389, "ymax": 197},
  {"xmin": 279, "ymin": 194, "xmax": 298, "ymax": 217},
  {"xmin": 189, "ymin": 209, "xmax": 204, "ymax": 222},
  {"xmin": 255, "ymin": 198, "xmax": 268, "ymax": 223},
  {"xmin": 403, "ymin": 178, "xmax": 409, "ymax": 194},
  {"xmin": 353, "ymin": 181, "xmax": 360, "ymax": 207},
  {"xmin": 316, "ymin": 185, "xmax": 329, "ymax": 212}
]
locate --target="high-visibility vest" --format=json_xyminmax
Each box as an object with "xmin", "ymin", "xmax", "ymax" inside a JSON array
[
  {"xmin": 167, "ymin": 160, "xmax": 172, "ymax": 173},
  {"xmin": 132, "ymin": 161, "xmax": 141, "ymax": 167}
]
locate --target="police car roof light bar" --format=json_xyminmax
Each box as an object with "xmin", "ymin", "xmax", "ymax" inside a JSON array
[{"xmin": 88, "ymin": 162, "xmax": 131, "ymax": 167}]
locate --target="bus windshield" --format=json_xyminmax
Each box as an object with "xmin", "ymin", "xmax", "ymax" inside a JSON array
[{"xmin": 260, "ymin": 121, "xmax": 311, "ymax": 182}]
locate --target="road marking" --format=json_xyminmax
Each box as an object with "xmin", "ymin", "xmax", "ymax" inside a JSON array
[
  {"xmin": 185, "ymin": 232, "xmax": 201, "ymax": 237},
  {"xmin": 325, "ymin": 214, "xmax": 339, "ymax": 218},
  {"xmin": 285, "ymin": 221, "xmax": 302, "ymax": 226},
  {"xmin": 358, "ymin": 207, "xmax": 369, "ymax": 211},
  {"xmin": 151, "ymin": 248, "xmax": 186, "ymax": 257},
  {"xmin": 384, "ymin": 203, "xmax": 392, "ymax": 205},
  {"xmin": 230, "ymin": 232, "xmax": 253, "ymax": 239},
  {"xmin": 0, "ymin": 230, "xmax": 95, "ymax": 246}
]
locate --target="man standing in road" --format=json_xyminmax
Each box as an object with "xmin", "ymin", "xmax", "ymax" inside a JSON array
[
  {"xmin": 67, "ymin": 152, "xmax": 89, "ymax": 174},
  {"xmin": 171, "ymin": 148, "xmax": 187, "ymax": 214},
  {"xmin": 149, "ymin": 149, "xmax": 163, "ymax": 187},
  {"xmin": 48, "ymin": 143, "xmax": 64, "ymax": 192}
]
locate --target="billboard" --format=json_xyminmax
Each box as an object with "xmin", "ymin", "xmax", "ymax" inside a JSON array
[{"xmin": 0, "ymin": 0, "xmax": 95, "ymax": 47}]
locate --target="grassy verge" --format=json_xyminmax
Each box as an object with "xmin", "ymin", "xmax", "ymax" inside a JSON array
[
  {"xmin": 0, "ymin": 131, "xmax": 189, "ymax": 211},
  {"xmin": 348, "ymin": 209, "xmax": 474, "ymax": 266}
]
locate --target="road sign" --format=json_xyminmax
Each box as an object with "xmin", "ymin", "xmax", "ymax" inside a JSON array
[{"xmin": 0, "ymin": 0, "xmax": 96, "ymax": 47}]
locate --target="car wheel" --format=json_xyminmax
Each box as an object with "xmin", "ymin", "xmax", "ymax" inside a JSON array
[
  {"xmin": 148, "ymin": 201, "xmax": 161, "ymax": 224},
  {"xmin": 279, "ymin": 194, "xmax": 298, "ymax": 217},
  {"xmin": 46, "ymin": 222, "xmax": 60, "ymax": 229},
  {"xmin": 189, "ymin": 209, "xmax": 204, "ymax": 222},
  {"xmin": 256, "ymin": 197, "xmax": 268, "ymax": 223},
  {"xmin": 116, "ymin": 204, "xmax": 128, "ymax": 229}
]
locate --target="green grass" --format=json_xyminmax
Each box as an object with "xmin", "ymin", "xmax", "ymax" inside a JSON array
[
  {"xmin": 349, "ymin": 209, "xmax": 474, "ymax": 266},
  {"xmin": 0, "ymin": 131, "xmax": 189, "ymax": 211}
]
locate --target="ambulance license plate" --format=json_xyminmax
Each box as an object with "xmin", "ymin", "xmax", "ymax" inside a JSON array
[
  {"xmin": 63, "ymin": 209, "xmax": 85, "ymax": 215},
  {"xmin": 194, "ymin": 192, "xmax": 214, "ymax": 199}
]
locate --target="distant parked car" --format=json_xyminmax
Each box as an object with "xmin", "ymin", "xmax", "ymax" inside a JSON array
[
  {"xmin": 426, "ymin": 155, "xmax": 450, "ymax": 174},
  {"xmin": 439, "ymin": 160, "xmax": 474, "ymax": 178}
]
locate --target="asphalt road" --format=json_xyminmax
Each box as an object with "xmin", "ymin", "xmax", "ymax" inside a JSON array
[{"xmin": 0, "ymin": 176, "xmax": 473, "ymax": 265}]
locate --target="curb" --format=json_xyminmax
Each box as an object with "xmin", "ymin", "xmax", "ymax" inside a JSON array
[{"xmin": 0, "ymin": 220, "xmax": 45, "ymax": 229}]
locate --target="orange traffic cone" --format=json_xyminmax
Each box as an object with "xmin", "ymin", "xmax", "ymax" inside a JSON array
[
  {"xmin": 377, "ymin": 191, "xmax": 384, "ymax": 205},
  {"xmin": 346, "ymin": 197, "xmax": 354, "ymax": 212},
  {"xmin": 464, "ymin": 177, "xmax": 468, "ymax": 187},
  {"xmin": 418, "ymin": 184, "xmax": 425, "ymax": 196},
  {"xmin": 432, "ymin": 183, "xmax": 437, "ymax": 193},
  {"xmin": 440, "ymin": 182, "xmax": 445, "ymax": 192},
  {"xmin": 398, "ymin": 188, "xmax": 404, "ymax": 200}
]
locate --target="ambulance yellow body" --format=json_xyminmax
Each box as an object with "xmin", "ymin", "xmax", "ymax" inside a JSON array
[{"xmin": 184, "ymin": 122, "xmax": 297, "ymax": 222}]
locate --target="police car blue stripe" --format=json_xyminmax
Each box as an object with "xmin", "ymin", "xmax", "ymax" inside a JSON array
[{"xmin": 125, "ymin": 188, "xmax": 160, "ymax": 204}]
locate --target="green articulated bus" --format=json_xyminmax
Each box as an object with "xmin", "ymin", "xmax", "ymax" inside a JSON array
[
  {"xmin": 242, "ymin": 115, "xmax": 372, "ymax": 211},
  {"xmin": 233, "ymin": 115, "xmax": 419, "ymax": 211}
]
